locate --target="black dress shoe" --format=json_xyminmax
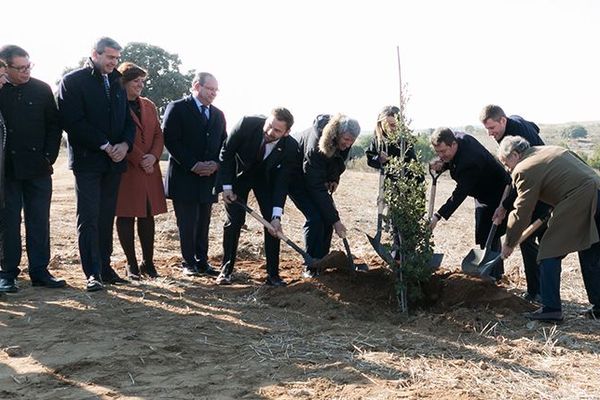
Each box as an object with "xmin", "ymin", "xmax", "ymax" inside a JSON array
[
  {"xmin": 140, "ymin": 261, "xmax": 159, "ymax": 278},
  {"xmin": 86, "ymin": 276, "xmax": 104, "ymax": 292},
  {"xmin": 101, "ymin": 272, "xmax": 129, "ymax": 285},
  {"xmin": 31, "ymin": 273, "xmax": 66, "ymax": 288},
  {"xmin": 197, "ymin": 262, "xmax": 219, "ymax": 277},
  {"xmin": 182, "ymin": 265, "xmax": 200, "ymax": 277},
  {"xmin": 524, "ymin": 307, "xmax": 563, "ymax": 322},
  {"xmin": 0, "ymin": 278, "xmax": 18, "ymax": 293},
  {"xmin": 266, "ymin": 275, "xmax": 287, "ymax": 287}
]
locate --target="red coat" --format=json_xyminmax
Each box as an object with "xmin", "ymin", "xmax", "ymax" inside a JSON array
[{"xmin": 116, "ymin": 97, "xmax": 167, "ymax": 217}]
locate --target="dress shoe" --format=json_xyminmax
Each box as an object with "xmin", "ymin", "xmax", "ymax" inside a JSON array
[
  {"xmin": 197, "ymin": 262, "xmax": 219, "ymax": 277},
  {"xmin": 301, "ymin": 267, "xmax": 319, "ymax": 279},
  {"xmin": 182, "ymin": 265, "xmax": 200, "ymax": 277},
  {"xmin": 140, "ymin": 261, "xmax": 159, "ymax": 278},
  {"xmin": 86, "ymin": 276, "xmax": 104, "ymax": 292},
  {"xmin": 524, "ymin": 307, "xmax": 563, "ymax": 322},
  {"xmin": 101, "ymin": 271, "xmax": 129, "ymax": 285},
  {"xmin": 215, "ymin": 272, "xmax": 232, "ymax": 285},
  {"xmin": 0, "ymin": 278, "xmax": 18, "ymax": 293},
  {"xmin": 31, "ymin": 272, "xmax": 66, "ymax": 288},
  {"xmin": 266, "ymin": 275, "xmax": 287, "ymax": 287},
  {"xmin": 125, "ymin": 264, "xmax": 141, "ymax": 281},
  {"xmin": 522, "ymin": 292, "xmax": 542, "ymax": 304}
]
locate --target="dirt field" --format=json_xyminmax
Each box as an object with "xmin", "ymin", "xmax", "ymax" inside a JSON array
[{"xmin": 1, "ymin": 155, "xmax": 599, "ymax": 400}]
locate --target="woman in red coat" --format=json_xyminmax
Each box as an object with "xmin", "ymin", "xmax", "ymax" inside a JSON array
[{"xmin": 115, "ymin": 62, "xmax": 167, "ymax": 279}]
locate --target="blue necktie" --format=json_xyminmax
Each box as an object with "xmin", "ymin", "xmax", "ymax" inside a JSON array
[
  {"xmin": 102, "ymin": 75, "xmax": 110, "ymax": 99},
  {"xmin": 200, "ymin": 105, "xmax": 209, "ymax": 120}
]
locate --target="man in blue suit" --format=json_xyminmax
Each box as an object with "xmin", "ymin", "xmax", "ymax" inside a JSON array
[
  {"xmin": 163, "ymin": 72, "xmax": 227, "ymax": 277},
  {"xmin": 58, "ymin": 37, "xmax": 135, "ymax": 292}
]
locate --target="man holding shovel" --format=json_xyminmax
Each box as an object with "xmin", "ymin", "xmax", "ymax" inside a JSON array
[
  {"xmin": 498, "ymin": 136, "xmax": 600, "ymax": 321},
  {"xmin": 216, "ymin": 108, "xmax": 297, "ymax": 287},
  {"xmin": 429, "ymin": 128, "xmax": 511, "ymax": 280},
  {"xmin": 481, "ymin": 104, "xmax": 550, "ymax": 302}
]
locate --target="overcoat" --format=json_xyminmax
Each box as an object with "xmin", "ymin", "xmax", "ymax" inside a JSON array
[
  {"xmin": 506, "ymin": 146, "xmax": 600, "ymax": 260},
  {"xmin": 115, "ymin": 97, "xmax": 167, "ymax": 217}
]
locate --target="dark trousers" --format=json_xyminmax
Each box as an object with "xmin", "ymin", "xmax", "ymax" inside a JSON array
[
  {"xmin": 475, "ymin": 204, "xmax": 506, "ymax": 278},
  {"xmin": 172, "ymin": 199, "xmax": 212, "ymax": 268},
  {"xmin": 0, "ymin": 175, "xmax": 52, "ymax": 280},
  {"xmin": 289, "ymin": 188, "xmax": 333, "ymax": 259},
  {"xmin": 74, "ymin": 171, "xmax": 122, "ymax": 279},
  {"xmin": 540, "ymin": 191, "xmax": 600, "ymax": 311},
  {"xmin": 116, "ymin": 208, "xmax": 155, "ymax": 268},
  {"xmin": 221, "ymin": 183, "xmax": 281, "ymax": 277}
]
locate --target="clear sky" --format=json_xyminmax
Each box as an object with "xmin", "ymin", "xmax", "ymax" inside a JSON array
[{"xmin": 3, "ymin": 0, "xmax": 598, "ymax": 132}]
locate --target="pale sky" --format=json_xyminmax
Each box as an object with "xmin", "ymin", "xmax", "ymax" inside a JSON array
[{"xmin": 3, "ymin": 0, "xmax": 598, "ymax": 131}]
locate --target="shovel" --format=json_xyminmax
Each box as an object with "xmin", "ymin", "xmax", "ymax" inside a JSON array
[
  {"xmin": 365, "ymin": 171, "xmax": 396, "ymax": 266},
  {"xmin": 234, "ymin": 201, "xmax": 315, "ymax": 269},
  {"xmin": 427, "ymin": 169, "xmax": 445, "ymax": 269},
  {"xmin": 461, "ymin": 185, "xmax": 511, "ymax": 276},
  {"xmin": 478, "ymin": 213, "xmax": 551, "ymax": 279}
]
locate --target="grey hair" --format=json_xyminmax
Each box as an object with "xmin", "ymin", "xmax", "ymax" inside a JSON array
[
  {"xmin": 192, "ymin": 72, "xmax": 215, "ymax": 86},
  {"xmin": 338, "ymin": 116, "xmax": 361, "ymax": 139},
  {"xmin": 497, "ymin": 135, "xmax": 530, "ymax": 159},
  {"xmin": 94, "ymin": 37, "xmax": 122, "ymax": 54}
]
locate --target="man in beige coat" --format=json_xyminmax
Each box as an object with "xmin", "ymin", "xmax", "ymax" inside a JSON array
[{"xmin": 498, "ymin": 136, "xmax": 600, "ymax": 321}]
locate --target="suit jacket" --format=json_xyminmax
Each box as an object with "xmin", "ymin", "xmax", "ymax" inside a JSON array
[
  {"xmin": 163, "ymin": 95, "xmax": 226, "ymax": 203},
  {"xmin": 437, "ymin": 133, "xmax": 511, "ymax": 220},
  {"xmin": 0, "ymin": 77, "xmax": 62, "ymax": 180},
  {"xmin": 506, "ymin": 146, "xmax": 600, "ymax": 260},
  {"xmin": 58, "ymin": 58, "xmax": 135, "ymax": 173},
  {"xmin": 217, "ymin": 115, "xmax": 298, "ymax": 209},
  {"xmin": 115, "ymin": 97, "xmax": 167, "ymax": 217}
]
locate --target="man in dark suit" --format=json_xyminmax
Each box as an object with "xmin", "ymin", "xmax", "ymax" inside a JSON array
[
  {"xmin": 0, "ymin": 45, "xmax": 64, "ymax": 292},
  {"xmin": 429, "ymin": 128, "xmax": 512, "ymax": 279},
  {"xmin": 163, "ymin": 72, "xmax": 226, "ymax": 277},
  {"xmin": 216, "ymin": 108, "xmax": 297, "ymax": 286},
  {"xmin": 58, "ymin": 37, "xmax": 135, "ymax": 292},
  {"xmin": 480, "ymin": 104, "xmax": 550, "ymax": 301}
]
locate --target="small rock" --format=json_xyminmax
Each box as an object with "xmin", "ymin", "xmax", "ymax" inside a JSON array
[{"xmin": 4, "ymin": 346, "xmax": 24, "ymax": 358}]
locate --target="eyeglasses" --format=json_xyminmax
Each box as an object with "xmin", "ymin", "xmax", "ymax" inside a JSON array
[{"xmin": 8, "ymin": 63, "xmax": 34, "ymax": 73}]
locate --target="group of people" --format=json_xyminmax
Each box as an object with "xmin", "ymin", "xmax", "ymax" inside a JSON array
[
  {"xmin": 0, "ymin": 36, "xmax": 598, "ymax": 323},
  {"xmin": 0, "ymin": 37, "xmax": 361, "ymax": 295}
]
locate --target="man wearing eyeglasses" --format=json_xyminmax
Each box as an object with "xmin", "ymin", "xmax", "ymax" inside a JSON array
[
  {"xmin": 0, "ymin": 45, "xmax": 64, "ymax": 293},
  {"xmin": 58, "ymin": 37, "xmax": 135, "ymax": 292}
]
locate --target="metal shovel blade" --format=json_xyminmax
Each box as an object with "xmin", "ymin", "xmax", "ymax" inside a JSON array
[
  {"xmin": 461, "ymin": 248, "xmax": 500, "ymax": 276},
  {"xmin": 478, "ymin": 253, "xmax": 502, "ymax": 279},
  {"xmin": 366, "ymin": 233, "xmax": 396, "ymax": 266},
  {"xmin": 429, "ymin": 252, "xmax": 444, "ymax": 270}
]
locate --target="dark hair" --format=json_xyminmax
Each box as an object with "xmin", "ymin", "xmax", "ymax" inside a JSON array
[
  {"xmin": 94, "ymin": 37, "xmax": 122, "ymax": 54},
  {"xmin": 271, "ymin": 107, "xmax": 294, "ymax": 130},
  {"xmin": 118, "ymin": 62, "xmax": 147, "ymax": 84},
  {"xmin": 430, "ymin": 127, "xmax": 456, "ymax": 146},
  {"xmin": 192, "ymin": 72, "xmax": 215, "ymax": 86},
  {"xmin": 0, "ymin": 45, "xmax": 29, "ymax": 64},
  {"xmin": 479, "ymin": 104, "xmax": 506, "ymax": 123}
]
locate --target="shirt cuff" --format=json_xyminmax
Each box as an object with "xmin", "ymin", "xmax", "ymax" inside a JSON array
[
  {"xmin": 223, "ymin": 185, "xmax": 233, "ymax": 191},
  {"xmin": 272, "ymin": 207, "xmax": 283, "ymax": 218},
  {"xmin": 100, "ymin": 142, "xmax": 110, "ymax": 151}
]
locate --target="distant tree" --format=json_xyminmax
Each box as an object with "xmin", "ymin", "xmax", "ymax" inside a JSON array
[
  {"xmin": 348, "ymin": 133, "xmax": 373, "ymax": 160},
  {"xmin": 57, "ymin": 42, "xmax": 194, "ymax": 116},
  {"xmin": 464, "ymin": 125, "xmax": 475, "ymax": 134},
  {"xmin": 561, "ymin": 124, "xmax": 588, "ymax": 139}
]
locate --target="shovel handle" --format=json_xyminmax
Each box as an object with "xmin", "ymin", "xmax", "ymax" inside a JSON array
[
  {"xmin": 428, "ymin": 169, "xmax": 443, "ymax": 221},
  {"xmin": 483, "ymin": 184, "xmax": 513, "ymax": 249}
]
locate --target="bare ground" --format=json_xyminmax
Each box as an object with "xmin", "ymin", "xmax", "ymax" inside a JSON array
[{"xmin": 1, "ymin": 155, "xmax": 599, "ymax": 400}]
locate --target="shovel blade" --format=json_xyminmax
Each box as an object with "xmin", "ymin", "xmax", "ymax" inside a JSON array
[
  {"xmin": 461, "ymin": 247, "xmax": 501, "ymax": 277},
  {"xmin": 478, "ymin": 253, "xmax": 502, "ymax": 279},
  {"xmin": 366, "ymin": 233, "xmax": 396, "ymax": 266},
  {"xmin": 429, "ymin": 253, "xmax": 444, "ymax": 270}
]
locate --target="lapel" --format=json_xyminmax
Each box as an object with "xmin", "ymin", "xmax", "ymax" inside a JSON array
[
  {"xmin": 184, "ymin": 96, "xmax": 206, "ymax": 126},
  {"xmin": 130, "ymin": 98, "xmax": 143, "ymax": 131},
  {"xmin": 264, "ymin": 137, "xmax": 285, "ymax": 171}
]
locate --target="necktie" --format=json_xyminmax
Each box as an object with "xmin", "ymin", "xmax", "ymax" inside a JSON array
[
  {"xmin": 200, "ymin": 105, "xmax": 209, "ymax": 120},
  {"xmin": 102, "ymin": 75, "xmax": 110, "ymax": 99},
  {"xmin": 257, "ymin": 137, "xmax": 267, "ymax": 161}
]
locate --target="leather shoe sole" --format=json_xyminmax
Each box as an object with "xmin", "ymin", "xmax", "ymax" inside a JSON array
[
  {"xmin": 524, "ymin": 307, "xmax": 563, "ymax": 322},
  {"xmin": 266, "ymin": 276, "xmax": 287, "ymax": 287},
  {"xmin": 31, "ymin": 279, "xmax": 66, "ymax": 288}
]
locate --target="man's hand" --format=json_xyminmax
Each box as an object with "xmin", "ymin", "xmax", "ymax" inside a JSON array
[
  {"xmin": 205, "ymin": 161, "xmax": 219, "ymax": 176},
  {"xmin": 429, "ymin": 158, "xmax": 445, "ymax": 173},
  {"xmin": 222, "ymin": 189, "xmax": 237, "ymax": 204},
  {"xmin": 501, "ymin": 244, "xmax": 514, "ymax": 259},
  {"xmin": 492, "ymin": 205, "xmax": 507, "ymax": 225},
  {"xmin": 268, "ymin": 218, "xmax": 283, "ymax": 238},
  {"xmin": 333, "ymin": 220, "xmax": 347, "ymax": 238},
  {"xmin": 326, "ymin": 181, "xmax": 338, "ymax": 194},
  {"xmin": 109, "ymin": 142, "xmax": 129, "ymax": 163}
]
